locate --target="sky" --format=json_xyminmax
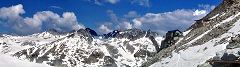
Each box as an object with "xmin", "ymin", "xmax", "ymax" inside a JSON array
[{"xmin": 0, "ymin": 0, "xmax": 222, "ymax": 35}]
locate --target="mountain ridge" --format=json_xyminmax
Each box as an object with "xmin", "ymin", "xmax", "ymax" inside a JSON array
[
  {"xmin": 0, "ymin": 28, "xmax": 166, "ymax": 67},
  {"xmin": 145, "ymin": 0, "xmax": 240, "ymax": 66}
]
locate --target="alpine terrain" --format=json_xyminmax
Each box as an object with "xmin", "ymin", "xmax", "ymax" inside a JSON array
[
  {"xmin": 0, "ymin": 0, "xmax": 240, "ymax": 67},
  {"xmin": 145, "ymin": 0, "xmax": 240, "ymax": 67}
]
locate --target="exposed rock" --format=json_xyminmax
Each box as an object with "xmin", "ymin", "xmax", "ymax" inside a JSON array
[
  {"xmin": 221, "ymin": 53, "xmax": 238, "ymax": 61},
  {"xmin": 77, "ymin": 29, "xmax": 92, "ymax": 37},
  {"xmin": 82, "ymin": 50, "xmax": 104, "ymax": 64},
  {"xmin": 227, "ymin": 34, "xmax": 240, "ymax": 49},
  {"xmin": 116, "ymin": 29, "xmax": 146, "ymax": 41},
  {"xmin": 85, "ymin": 28, "xmax": 98, "ymax": 36},
  {"xmin": 124, "ymin": 42, "xmax": 135, "ymax": 54},
  {"xmin": 103, "ymin": 56, "xmax": 117, "ymax": 67},
  {"xmin": 103, "ymin": 30, "xmax": 120, "ymax": 39},
  {"xmin": 77, "ymin": 29, "xmax": 93, "ymax": 42},
  {"xmin": 160, "ymin": 30, "xmax": 183, "ymax": 50},
  {"xmin": 21, "ymin": 41, "xmax": 36, "ymax": 46},
  {"xmin": 134, "ymin": 49, "xmax": 151, "ymax": 58},
  {"xmin": 103, "ymin": 28, "xmax": 158, "ymax": 41},
  {"xmin": 190, "ymin": 19, "xmax": 210, "ymax": 29},
  {"xmin": 198, "ymin": 62, "xmax": 212, "ymax": 67},
  {"xmin": 149, "ymin": 36, "xmax": 160, "ymax": 52},
  {"xmin": 105, "ymin": 45, "xmax": 120, "ymax": 58}
]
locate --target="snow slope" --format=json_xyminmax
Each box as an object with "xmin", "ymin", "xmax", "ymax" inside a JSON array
[
  {"xmin": 0, "ymin": 32, "xmax": 61, "ymax": 67},
  {"xmin": 0, "ymin": 54, "xmax": 49, "ymax": 67}
]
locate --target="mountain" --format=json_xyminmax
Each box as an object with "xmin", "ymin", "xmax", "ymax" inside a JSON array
[
  {"xmin": 0, "ymin": 28, "xmax": 164, "ymax": 67},
  {"xmin": 1, "ymin": 0, "xmax": 240, "ymax": 67},
  {"xmin": 144, "ymin": 0, "xmax": 240, "ymax": 67}
]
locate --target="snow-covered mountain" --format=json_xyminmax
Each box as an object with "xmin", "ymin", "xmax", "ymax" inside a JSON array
[
  {"xmin": 145, "ymin": 0, "xmax": 240, "ymax": 67},
  {"xmin": 1, "ymin": 0, "xmax": 240, "ymax": 67},
  {"xmin": 0, "ymin": 28, "xmax": 164, "ymax": 67}
]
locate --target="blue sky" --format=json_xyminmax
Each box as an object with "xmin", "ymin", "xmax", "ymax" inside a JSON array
[{"xmin": 0, "ymin": 0, "xmax": 222, "ymax": 35}]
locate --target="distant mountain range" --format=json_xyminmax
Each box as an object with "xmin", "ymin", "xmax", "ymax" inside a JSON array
[{"xmin": 1, "ymin": 0, "xmax": 240, "ymax": 67}]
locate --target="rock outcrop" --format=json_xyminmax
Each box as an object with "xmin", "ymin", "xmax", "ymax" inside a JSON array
[{"xmin": 160, "ymin": 30, "xmax": 183, "ymax": 50}]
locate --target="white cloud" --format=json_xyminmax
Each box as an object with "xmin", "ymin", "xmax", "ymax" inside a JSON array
[
  {"xmin": 106, "ymin": 0, "xmax": 119, "ymax": 4},
  {"xmin": 99, "ymin": 24, "xmax": 113, "ymax": 34},
  {"xmin": 193, "ymin": 10, "xmax": 207, "ymax": 16},
  {"xmin": 98, "ymin": 4, "xmax": 214, "ymax": 35},
  {"xmin": 0, "ymin": 4, "xmax": 84, "ymax": 35},
  {"xmin": 132, "ymin": 9, "xmax": 209, "ymax": 35},
  {"xmin": 88, "ymin": 0, "xmax": 120, "ymax": 5},
  {"xmin": 198, "ymin": 4, "xmax": 216, "ymax": 11},
  {"xmin": 131, "ymin": 0, "xmax": 150, "ymax": 7},
  {"xmin": 124, "ymin": 11, "xmax": 140, "ymax": 18},
  {"xmin": 98, "ymin": 9, "xmax": 209, "ymax": 34},
  {"xmin": 117, "ymin": 21, "xmax": 133, "ymax": 29},
  {"xmin": 0, "ymin": 4, "xmax": 25, "ymax": 19},
  {"xmin": 49, "ymin": 6, "xmax": 62, "ymax": 9},
  {"xmin": 98, "ymin": 10, "xmax": 135, "ymax": 33},
  {"xmin": 88, "ymin": 0, "xmax": 150, "ymax": 7},
  {"xmin": 107, "ymin": 10, "xmax": 119, "ymax": 23}
]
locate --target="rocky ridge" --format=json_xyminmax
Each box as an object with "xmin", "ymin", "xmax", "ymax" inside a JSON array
[{"xmin": 145, "ymin": 0, "xmax": 240, "ymax": 67}]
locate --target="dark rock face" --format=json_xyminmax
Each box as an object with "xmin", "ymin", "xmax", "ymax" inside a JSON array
[
  {"xmin": 115, "ymin": 29, "xmax": 146, "ymax": 41},
  {"xmin": 82, "ymin": 50, "xmax": 104, "ymax": 64},
  {"xmin": 85, "ymin": 28, "xmax": 98, "ymax": 36},
  {"xmin": 123, "ymin": 42, "xmax": 135, "ymax": 54},
  {"xmin": 76, "ymin": 29, "xmax": 93, "ymax": 42},
  {"xmin": 103, "ymin": 29, "xmax": 158, "ymax": 40},
  {"xmin": 103, "ymin": 30, "xmax": 120, "ymax": 39},
  {"xmin": 190, "ymin": 19, "xmax": 210, "ymax": 29},
  {"xmin": 13, "ymin": 44, "xmax": 64, "ymax": 66},
  {"xmin": 77, "ymin": 29, "xmax": 92, "ymax": 37},
  {"xmin": 149, "ymin": 36, "xmax": 160, "ymax": 52},
  {"xmin": 221, "ymin": 53, "xmax": 238, "ymax": 61},
  {"xmin": 105, "ymin": 45, "xmax": 120, "ymax": 58},
  {"xmin": 227, "ymin": 34, "xmax": 240, "ymax": 49},
  {"xmin": 134, "ymin": 49, "xmax": 151, "ymax": 58},
  {"xmin": 103, "ymin": 56, "xmax": 117, "ymax": 67},
  {"xmin": 21, "ymin": 41, "xmax": 36, "ymax": 46},
  {"xmin": 160, "ymin": 30, "xmax": 183, "ymax": 50},
  {"xmin": 208, "ymin": 53, "xmax": 240, "ymax": 67},
  {"xmin": 117, "ymin": 29, "xmax": 151, "ymax": 41}
]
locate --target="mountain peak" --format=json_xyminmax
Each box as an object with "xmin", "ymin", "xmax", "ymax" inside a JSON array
[{"xmin": 85, "ymin": 28, "xmax": 98, "ymax": 36}]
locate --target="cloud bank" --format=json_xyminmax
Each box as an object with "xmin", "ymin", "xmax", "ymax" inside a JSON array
[
  {"xmin": 0, "ymin": 4, "xmax": 84, "ymax": 35},
  {"xmin": 132, "ymin": 9, "xmax": 208, "ymax": 34},
  {"xmin": 98, "ymin": 5, "xmax": 214, "ymax": 35}
]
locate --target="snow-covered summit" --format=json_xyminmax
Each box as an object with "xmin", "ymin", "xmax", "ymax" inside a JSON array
[{"xmin": 0, "ymin": 28, "xmax": 164, "ymax": 67}]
